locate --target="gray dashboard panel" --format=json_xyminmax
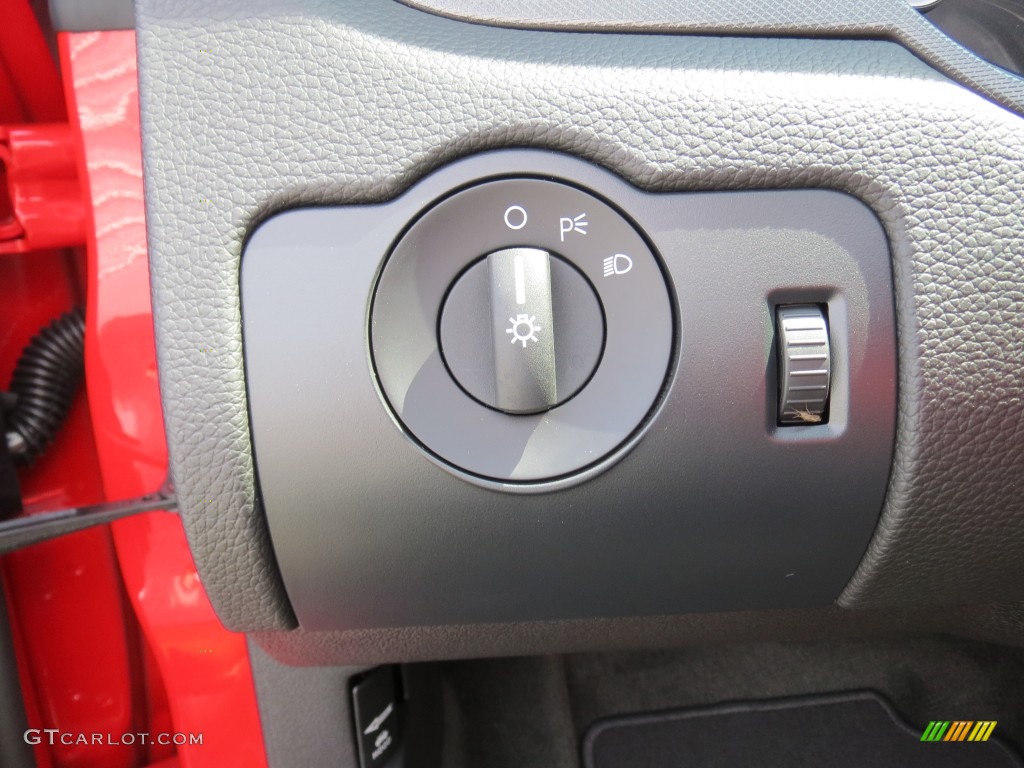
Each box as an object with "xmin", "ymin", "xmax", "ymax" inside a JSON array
[
  {"xmin": 242, "ymin": 154, "xmax": 896, "ymax": 630},
  {"xmin": 394, "ymin": 0, "xmax": 1024, "ymax": 117},
  {"xmin": 136, "ymin": 0, "xmax": 1024, "ymax": 634}
]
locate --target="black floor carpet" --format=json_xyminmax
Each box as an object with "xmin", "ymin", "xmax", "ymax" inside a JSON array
[{"xmin": 583, "ymin": 691, "xmax": 1023, "ymax": 768}]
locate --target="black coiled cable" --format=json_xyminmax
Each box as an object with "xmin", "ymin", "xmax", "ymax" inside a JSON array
[{"xmin": 4, "ymin": 308, "xmax": 85, "ymax": 467}]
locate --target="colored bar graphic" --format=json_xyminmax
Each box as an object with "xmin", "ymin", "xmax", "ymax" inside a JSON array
[
  {"xmin": 921, "ymin": 720, "xmax": 996, "ymax": 742},
  {"xmin": 969, "ymin": 722, "xmax": 998, "ymax": 742},
  {"xmin": 922, "ymin": 721, "xmax": 950, "ymax": 741},
  {"xmin": 945, "ymin": 722, "xmax": 973, "ymax": 741}
]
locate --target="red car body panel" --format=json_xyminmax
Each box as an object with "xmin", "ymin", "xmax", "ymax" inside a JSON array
[{"xmin": 1, "ymin": 9, "xmax": 268, "ymax": 766}]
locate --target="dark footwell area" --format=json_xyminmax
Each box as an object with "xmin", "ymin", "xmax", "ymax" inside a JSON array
[
  {"xmin": 432, "ymin": 635, "xmax": 1024, "ymax": 767},
  {"xmin": 584, "ymin": 692, "xmax": 1020, "ymax": 767}
]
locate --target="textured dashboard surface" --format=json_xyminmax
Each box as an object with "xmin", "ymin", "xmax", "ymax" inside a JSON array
[
  {"xmin": 397, "ymin": 0, "xmax": 1024, "ymax": 117},
  {"xmin": 136, "ymin": 0, "xmax": 1024, "ymax": 633}
]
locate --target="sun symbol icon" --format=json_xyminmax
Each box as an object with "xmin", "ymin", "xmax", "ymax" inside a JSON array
[{"xmin": 506, "ymin": 314, "xmax": 542, "ymax": 347}]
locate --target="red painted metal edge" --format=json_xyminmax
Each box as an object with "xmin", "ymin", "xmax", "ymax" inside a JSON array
[
  {"xmin": 2, "ymin": 4, "xmax": 137, "ymax": 767},
  {"xmin": 62, "ymin": 29, "xmax": 269, "ymax": 768}
]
